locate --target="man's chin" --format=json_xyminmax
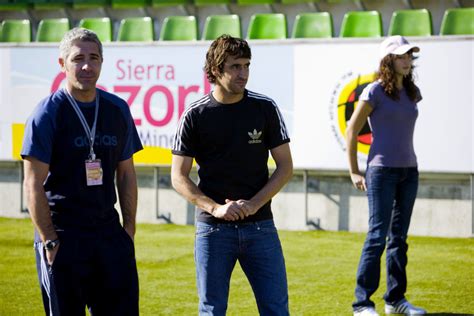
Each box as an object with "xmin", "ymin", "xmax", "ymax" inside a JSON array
[
  {"xmin": 232, "ymin": 87, "xmax": 246, "ymax": 94},
  {"xmin": 75, "ymin": 83, "xmax": 97, "ymax": 91}
]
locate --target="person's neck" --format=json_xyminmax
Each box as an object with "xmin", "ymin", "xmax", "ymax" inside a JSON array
[
  {"xmin": 212, "ymin": 87, "xmax": 244, "ymax": 105},
  {"xmin": 395, "ymin": 74, "xmax": 404, "ymax": 90},
  {"xmin": 67, "ymin": 86, "xmax": 96, "ymax": 103}
]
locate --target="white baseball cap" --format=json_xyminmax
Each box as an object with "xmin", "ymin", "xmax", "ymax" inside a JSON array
[{"xmin": 379, "ymin": 35, "xmax": 420, "ymax": 59}]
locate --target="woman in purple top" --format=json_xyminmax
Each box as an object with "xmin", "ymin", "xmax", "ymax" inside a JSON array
[{"xmin": 346, "ymin": 36, "xmax": 427, "ymax": 316}]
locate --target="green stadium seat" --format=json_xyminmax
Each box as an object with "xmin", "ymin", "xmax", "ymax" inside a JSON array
[
  {"xmin": 202, "ymin": 14, "xmax": 241, "ymax": 40},
  {"xmin": 111, "ymin": 0, "xmax": 147, "ymax": 9},
  {"xmin": 72, "ymin": 0, "xmax": 108, "ymax": 9},
  {"xmin": 237, "ymin": 0, "xmax": 275, "ymax": 5},
  {"xmin": 195, "ymin": 0, "xmax": 230, "ymax": 5},
  {"xmin": 388, "ymin": 9, "xmax": 432, "ymax": 36},
  {"xmin": 281, "ymin": 0, "xmax": 318, "ymax": 4},
  {"xmin": 247, "ymin": 13, "xmax": 287, "ymax": 40},
  {"xmin": 160, "ymin": 16, "xmax": 198, "ymax": 41},
  {"xmin": 78, "ymin": 17, "xmax": 112, "ymax": 42},
  {"xmin": 36, "ymin": 18, "xmax": 70, "ymax": 42},
  {"xmin": 151, "ymin": 0, "xmax": 189, "ymax": 6},
  {"xmin": 1, "ymin": 19, "xmax": 31, "ymax": 42},
  {"xmin": 0, "ymin": 0, "xmax": 29, "ymax": 10},
  {"xmin": 340, "ymin": 11, "xmax": 382, "ymax": 37},
  {"xmin": 292, "ymin": 12, "xmax": 333, "ymax": 38},
  {"xmin": 117, "ymin": 17, "xmax": 154, "ymax": 41},
  {"xmin": 34, "ymin": 0, "xmax": 68, "ymax": 10},
  {"xmin": 440, "ymin": 8, "xmax": 474, "ymax": 35}
]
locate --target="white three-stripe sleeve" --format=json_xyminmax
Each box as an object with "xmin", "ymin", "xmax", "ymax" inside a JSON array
[{"xmin": 172, "ymin": 95, "xmax": 209, "ymax": 153}]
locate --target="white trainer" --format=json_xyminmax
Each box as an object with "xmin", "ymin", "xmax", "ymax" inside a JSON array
[
  {"xmin": 354, "ymin": 306, "xmax": 380, "ymax": 316},
  {"xmin": 385, "ymin": 299, "xmax": 427, "ymax": 315}
]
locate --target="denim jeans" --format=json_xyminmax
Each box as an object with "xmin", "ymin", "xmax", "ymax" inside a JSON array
[
  {"xmin": 195, "ymin": 219, "xmax": 289, "ymax": 316},
  {"xmin": 353, "ymin": 166, "xmax": 419, "ymax": 310}
]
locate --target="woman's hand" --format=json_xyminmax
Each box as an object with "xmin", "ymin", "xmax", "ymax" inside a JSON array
[{"xmin": 350, "ymin": 172, "xmax": 367, "ymax": 191}]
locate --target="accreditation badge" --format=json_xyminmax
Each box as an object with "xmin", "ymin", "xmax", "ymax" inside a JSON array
[{"xmin": 85, "ymin": 159, "xmax": 103, "ymax": 186}]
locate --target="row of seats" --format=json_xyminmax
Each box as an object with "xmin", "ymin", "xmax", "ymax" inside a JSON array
[
  {"xmin": 1, "ymin": 8, "xmax": 472, "ymax": 42},
  {"xmin": 4, "ymin": 0, "xmax": 447, "ymax": 10},
  {"xmin": 0, "ymin": 0, "xmax": 221, "ymax": 10}
]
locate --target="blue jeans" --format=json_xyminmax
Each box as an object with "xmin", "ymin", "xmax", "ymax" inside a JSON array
[
  {"xmin": 353, "ymin": 166, "xmax": 419, "ymax": 310},
  {"xmin": 195, "ymin": 219, "xmax": 289, "ymax": 316}
]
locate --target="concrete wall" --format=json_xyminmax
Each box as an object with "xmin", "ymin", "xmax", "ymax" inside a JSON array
[
  {"xmin": 0, "ymin": 162, "xmax": 25, "ymax": 218},
  {"xmin": 2, "ymin": 162, "xmax": 472, "ymax": 238},
  {"xmin": 305, "ymin": 174, "xmax": 473, "ymax": 238}
]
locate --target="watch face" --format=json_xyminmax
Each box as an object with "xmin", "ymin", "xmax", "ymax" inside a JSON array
[{"xmin": 45, "ymin": 240, "xmax": 58, "ymax": 250}]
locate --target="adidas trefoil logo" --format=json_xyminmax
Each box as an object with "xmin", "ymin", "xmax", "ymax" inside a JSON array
[{"xmin": 248, "ymin": 129, "xmax": 262, "ymax": 144}]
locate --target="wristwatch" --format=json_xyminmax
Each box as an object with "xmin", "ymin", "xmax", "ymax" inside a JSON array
[{"xmin": 44, "ymin": 239, "xmax": 60, "ymax": 251}]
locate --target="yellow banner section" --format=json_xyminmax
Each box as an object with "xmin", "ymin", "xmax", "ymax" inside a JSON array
[
  {"xmin": 12, "ymin": 123, "xmax": 25, "ymax": 160},
  {"xmin": 134, "ymin": 147, "xmax": 276, "ymax": 167},
  {"xmin": 134, "ymin": 146, "xmax": 172, "ymax": 165}
]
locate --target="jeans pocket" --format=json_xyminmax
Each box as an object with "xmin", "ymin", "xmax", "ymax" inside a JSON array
[
  {"xmin": 257, "ymin": 221, "xmax": 278, "ymax": 234},
  {"xmin": 366, "ymin": 166, "xmax": 390, "ymax": 185},
  {"xmin": 367, "ymin": 166, "xmax": 388, "ymax": 176},
  {"xmin": 195, "ymin": 223, "xmax": 219, "ymax": 237}
]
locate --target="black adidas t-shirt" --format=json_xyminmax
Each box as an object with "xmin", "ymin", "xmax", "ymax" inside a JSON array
[
  {"xmin": 172, "ymin": 90, "xmax": 290, "ymax": 223},
  {"xmin": 22, "ymin": 89, "xmax": 143, "ymax": 229}
]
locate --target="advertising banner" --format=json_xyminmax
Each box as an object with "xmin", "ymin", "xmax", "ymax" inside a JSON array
[
  {"xmin": 0, "ymin": 43, "xmax": 294, "ymax": 166},
  {"xmin": 292, "ymin": 39, "xmax": 473, "ymax": 173},
  {"xmin": 0, "ymin": 38, "xmax": 472, "ymax": 173}
]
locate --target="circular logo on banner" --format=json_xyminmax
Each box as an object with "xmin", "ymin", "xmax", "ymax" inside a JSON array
[{"xmin": 329, "ymin": 72, "xmax": 376, "ymax": 155}]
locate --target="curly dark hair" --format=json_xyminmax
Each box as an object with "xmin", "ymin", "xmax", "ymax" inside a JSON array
[
  {"xmin": 204, "ymin": 34, "xmax": 251, "ymax": 84},
  {"xmin": 376, "ymin": 53, "xmax": 418, "ymax": 101}
]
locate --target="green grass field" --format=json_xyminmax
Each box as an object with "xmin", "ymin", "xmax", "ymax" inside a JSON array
[{"xmin": 0, "ymin": 217, "xmax": 473, "ymax": 315}]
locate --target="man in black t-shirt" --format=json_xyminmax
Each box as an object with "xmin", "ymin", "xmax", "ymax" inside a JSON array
[
  {"xmin": 22, "ymin": 28, "xmax": 142, "ymax": 315},
  {"xmin": 172, "ymin": 35, "xmax": 293, "ymax": 315}
]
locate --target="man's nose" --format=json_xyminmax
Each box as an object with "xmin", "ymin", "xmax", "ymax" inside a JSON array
[
  {"xmin": 238, "ymin": 68, "xmax": 248, "ymax": 77},
  {"xmin": 82, "ymin": 61, "xmax": 92, "ymax": 70}
]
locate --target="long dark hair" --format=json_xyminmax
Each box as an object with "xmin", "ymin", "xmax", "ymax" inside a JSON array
[
  {"xmin": 376, "ymin": 53, "xmax": 418, "ymax": 101},
  {"xmin": 204, "ymin": 35, "xmax": 251, "ymax": 84}
]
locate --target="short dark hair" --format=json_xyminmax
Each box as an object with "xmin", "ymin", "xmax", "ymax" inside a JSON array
[
  {"xmin": 204, "ymin": 35, "xmax": 251, "ymax": 84},
  {"xmin": 60, "ymin": 27, "xmax": 103, "ymax": 60}
]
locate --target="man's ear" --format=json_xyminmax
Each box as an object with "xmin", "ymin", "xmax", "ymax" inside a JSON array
[
  {"xmin": 58, "ymin": 57, "xmax": 66, "ymax": 73},
  {"xmin": 211, "ymin": 66, "xmax": 221, "ymax": 79}
]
